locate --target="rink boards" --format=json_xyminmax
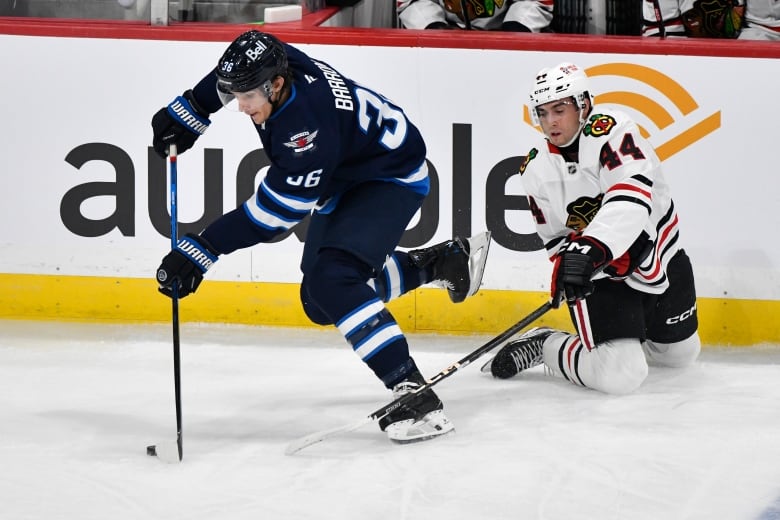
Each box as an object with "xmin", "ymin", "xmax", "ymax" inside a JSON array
[{"xmin": 0, "ymin": 22, "xmax": 778, "ymax": 345}]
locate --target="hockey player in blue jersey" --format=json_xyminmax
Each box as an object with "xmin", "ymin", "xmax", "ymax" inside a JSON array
[{"xmin": 151, "ymin": 30, "xmax": 491, "ymax": 444}]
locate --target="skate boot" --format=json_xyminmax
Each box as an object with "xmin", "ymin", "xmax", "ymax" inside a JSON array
[
  {"xmin": 378, "ymin": 370, "xmax": 454, "ymax": 444},
  {"xmin": 409, "ymin": 231, "xmax": 491, "ymax": 303},
  {"xmin": 480, "ymin": 327, "xmax": 555, "ymax": 379}
]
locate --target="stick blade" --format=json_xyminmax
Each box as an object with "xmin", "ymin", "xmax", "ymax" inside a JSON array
[
  {"xmin": 147, "ymin": 441, "xmax": 182, "ymax": 463},
  {"xmin": 285, "ymin": 417, "xmax": 374, "ymax": 456}
]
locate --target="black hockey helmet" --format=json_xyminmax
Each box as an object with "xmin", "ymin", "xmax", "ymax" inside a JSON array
[{"xmin": 215, "ymin": 30, "xmax": 288, "ymax": 103}]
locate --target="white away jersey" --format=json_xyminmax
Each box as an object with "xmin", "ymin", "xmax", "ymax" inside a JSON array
[
  {"xmin": 519, "ymin": 107, "xmax": 682, "ymax": 294},
  {"xmin": 397, "ymin": 0, "xmax": 553, "ymax": 31},
  {"xmin": 744, "ymin": 0, "xmax": 780, "ymax": 32}
]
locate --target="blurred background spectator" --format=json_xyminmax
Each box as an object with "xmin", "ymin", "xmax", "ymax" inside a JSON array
[
  {"xmin": 739, "ymin": 0, "xmax": 780, "ymax": 40},
  {"xmin": 642, "ymin": 0, "xmax": 746, "ymax": 38},
  {"xmin": 0, "ymin": 0, "xmax": 325, "ymax": 22},
  {"xmin": 396, "ymin": 0, "xmax": 554, "ymax": 32},
  {"xmin": 396, "ymin": 1, "xmax": 643, "ymax": 35}
]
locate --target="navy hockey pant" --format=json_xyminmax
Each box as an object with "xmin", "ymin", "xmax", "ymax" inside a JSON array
[{"xmin": 299, "ymin": 181, "xmax": 427, "ymax": 388}]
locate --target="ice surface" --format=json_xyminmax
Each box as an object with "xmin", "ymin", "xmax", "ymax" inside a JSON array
[{"xmin": 1, "ymin": 319, "xmax": 780, "ymax": 520}]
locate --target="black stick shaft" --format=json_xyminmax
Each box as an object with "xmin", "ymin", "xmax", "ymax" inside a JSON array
[
  {"xmin": 169, "ymin": 145, "xmax": 183, "ymax": 462},
  {"xmin": 369, "ymin": 300, "xmax": 553, "ymax": 421},
  {"xmin": 460, "ymin": 0, "xmax": 472, "ymax": 30}
]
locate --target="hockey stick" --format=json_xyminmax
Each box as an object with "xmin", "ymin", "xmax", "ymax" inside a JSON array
[
  {"xmin": 147, "ymin": 144, "xmax": 184, "ymax": 463},
  {"xmin": 284, "ymin": 300, "xmax": 554, "ymax": 455},
  {"xmin": 460, "ymin": 0, "xmax": 472, "ymax": 30}
]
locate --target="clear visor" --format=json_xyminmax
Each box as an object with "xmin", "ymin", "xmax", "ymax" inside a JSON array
[
  {"xmin": 217, "ymin": 85, "xmax": 271, "ymax": 112},
  {"xmin": 530, "ymin": 97, "xmax": 580, "ymax": 126},
  {"xmin": 534, "ymin": 99, "xmax": 576, "ymax": 123}
]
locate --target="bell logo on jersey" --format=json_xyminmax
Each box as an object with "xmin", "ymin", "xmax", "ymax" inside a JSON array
[
  {"xmin": 584, "ymin": 114, "xmax": 616, "ymax": 138},
  {"xmin": 283, "ymin": 130, "xmax": 319, "ymax": 153}
]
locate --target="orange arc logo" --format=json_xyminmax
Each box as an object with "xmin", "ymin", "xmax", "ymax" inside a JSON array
[{"xmin": 522, "ymin": 63, "xmax": 721, "ymax": 162}]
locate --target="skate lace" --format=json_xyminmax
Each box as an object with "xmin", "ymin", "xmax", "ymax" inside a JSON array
[
  {"xmin": 392, "ymin": 381, "xmax": 421, "ymax": 399},
  {"xmin": 508, "ymin": 341, "xmax": 543, "ymax": 372}
]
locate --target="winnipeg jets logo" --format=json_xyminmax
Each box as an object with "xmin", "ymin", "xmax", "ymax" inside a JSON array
[{"xmin": 283, "ymin": 130, "xmax": 319, "ymax": 153}]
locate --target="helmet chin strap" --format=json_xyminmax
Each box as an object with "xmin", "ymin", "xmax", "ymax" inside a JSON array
[
  {"xmin": 267, "ymin": 78, "xmax": 290, "ymax": 116},
  {"xmin": 557, "ymin": 108, "xmax": 587, "ymax": 148},
  {"xmin": 552, "ymin": 99, "xmax": 591, "ymax": 148}
]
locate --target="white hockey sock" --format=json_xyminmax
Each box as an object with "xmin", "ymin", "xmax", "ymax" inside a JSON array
[{"xmin": 544, "ymin": 334, "xmax": 649, "ymax": 395}]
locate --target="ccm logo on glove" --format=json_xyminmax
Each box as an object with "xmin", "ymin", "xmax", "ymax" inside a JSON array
[{"xmin": 550, "ymin": 234, "xmax": 611, "ymax": 308}]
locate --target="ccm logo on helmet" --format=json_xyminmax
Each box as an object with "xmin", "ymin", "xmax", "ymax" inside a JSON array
[{"xmin": 666, "ymin": 302, "xmax": 697, "ymax": 324}]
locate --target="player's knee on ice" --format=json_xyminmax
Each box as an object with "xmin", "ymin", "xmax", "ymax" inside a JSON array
[
  {"xmin": 579, "ymin": 338, "xmax": 649, "ymax": 395},
  {"xmin": 643, "ymin": 334, "xmax": 701, "ymax": 368}
]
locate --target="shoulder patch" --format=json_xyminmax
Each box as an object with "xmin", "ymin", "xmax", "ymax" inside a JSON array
[
  {"xmin": 519, "ymin": 148, "xmax": 538, "ymax": 175},
  {"xmin": 283, "ymin": 129, "xmax": 319, "ymax": 153},
  {"xmin": 583, "ymin": 114, "xmax": 617, "ymax": 138}
]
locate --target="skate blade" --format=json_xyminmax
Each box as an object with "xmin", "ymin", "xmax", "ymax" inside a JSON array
[
  {"xmin": 464, "ymin": 231, "xmax": 491, "ymax": 298},
  {"xmin": 389, "ymin": 427, "xmax": 455, "ymax": 445},
  {"xmin": 480, "ymin": 355, "xmax": 496, "ymax": 373}
]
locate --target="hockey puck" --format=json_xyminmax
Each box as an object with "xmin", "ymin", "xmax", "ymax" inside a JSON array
[{"xmin": 146, "ymin": 445, "xmax": 157, "ymax": 456}]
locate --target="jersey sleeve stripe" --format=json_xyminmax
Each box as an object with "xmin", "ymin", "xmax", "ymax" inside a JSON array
[
  {"xmin": 385, "ymin": 161, "xmax": 430, "ymax": 195},
  {"xmin": 259, "ymin": 181, "xmax": 318, "ymax": 214},
  {"xmin": 604, "ymin": 195, "xmax": 652, "ymax": 214},
  {"xmin": 242, "ymin": 199, "xmax": 301, "ymax": 231}
]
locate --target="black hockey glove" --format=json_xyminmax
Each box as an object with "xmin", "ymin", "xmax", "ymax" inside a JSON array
[
  {"xmin": 151, "ymin": 89, "xmax": 211, "ymax": 158},
  {"xmin": 550, "ymin": 234, "xmax": 611, "ymax": 308},
  {"xmin": 156, "ymin": 233, "xmax": 220, "ymax": 298}
]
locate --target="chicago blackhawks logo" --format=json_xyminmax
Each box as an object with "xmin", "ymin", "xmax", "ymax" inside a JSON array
[
  {"xmin": 519, "ymin": 148, "xmax": 537, "ymax": 175},
  {"xmin": 443, "ymin": 0, "xmax": 504, "ymax": 19},
  {"xmin": 584, "ymin": 114, "xmax": 616, "ymax": 138},
  {"xmin": 565, "ymin": 194, "xmax": 603, "ymax": 231}
]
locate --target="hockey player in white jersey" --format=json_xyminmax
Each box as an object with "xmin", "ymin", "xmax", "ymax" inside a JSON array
[
  {"xmin": 397, "ymin": 0, "xmax": 553, "ymax": 32},
  {"xmin": 739, "ymin": 0, "xmax": 780, "ymax": 40},
  {"xmin": 642, "ymin": 0, "xmax": 745, "ymax": 38},
  {"xmin": 481, "ymin": 62, "xmax": 701, "ymax": 395}
]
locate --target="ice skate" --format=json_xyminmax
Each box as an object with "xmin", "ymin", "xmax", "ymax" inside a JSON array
[
  {"xmin": 378, "ymin": 370, "xmax": 454, "ymax": 444},
  {"xmin": 409, "ymin": 231, "xmax": 491, "ymax": 303},
  {"xmin": 481, "ymin": 327, "xmax": 555, "ymax": 379}
]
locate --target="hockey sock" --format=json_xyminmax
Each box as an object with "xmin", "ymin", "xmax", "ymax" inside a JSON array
[
  {"xmin": 338, "ymin": 306, "xmax": 413, "ymax": 388},
  {"xmin": 368, "ymin": 252, "xmax": 428, "ymax": 302}
]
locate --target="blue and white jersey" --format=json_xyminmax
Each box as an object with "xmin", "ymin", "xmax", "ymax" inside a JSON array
[{"xmin": 193, "ymin": 43, "xmax": 429, "ymax": 254}]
